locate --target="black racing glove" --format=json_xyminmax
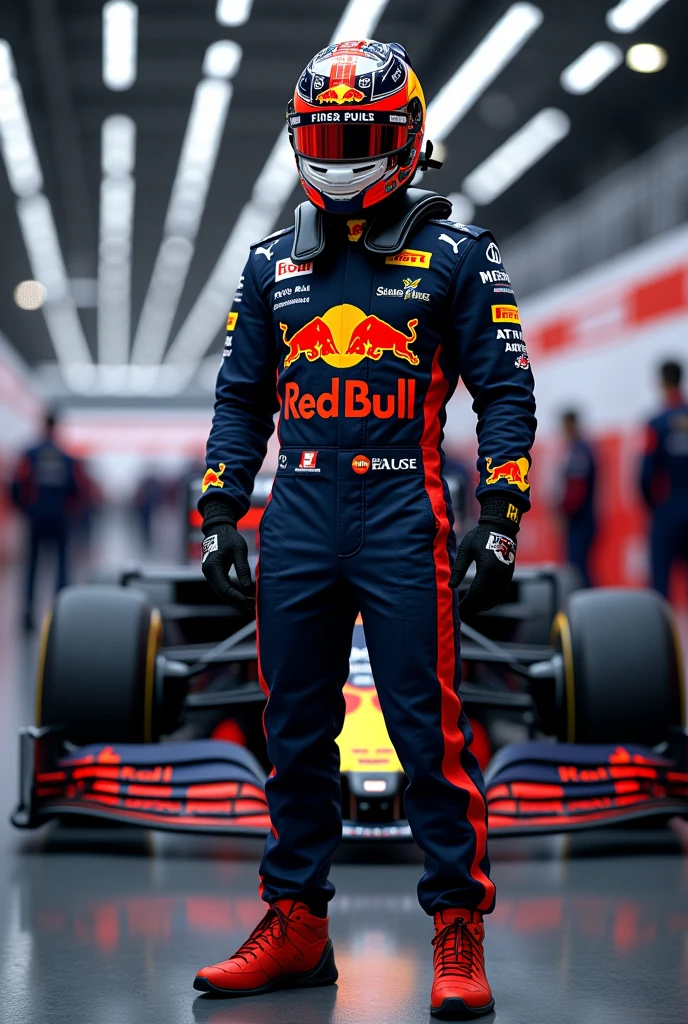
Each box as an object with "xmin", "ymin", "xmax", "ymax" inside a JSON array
[
  {"xmin": 449, "ymin": 494, "xmax": 525, "ymax": 618},
  {"xmin": 200, "ymin": 499, "xmax": 254, "ymax": 611}
]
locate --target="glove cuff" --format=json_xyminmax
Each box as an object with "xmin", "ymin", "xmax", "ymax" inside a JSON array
[
  {"xmin": 201, "ymin": 498, "xmax": 239, "ymax": 533},
  {"xmin": 478, "ymin": 493, "xmax": 526, "ymax": 539}
]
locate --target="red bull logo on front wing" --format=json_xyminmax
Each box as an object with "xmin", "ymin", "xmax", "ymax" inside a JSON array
[
  {"xmin": 280, "ymin": 304, "xmax": 419, "ymax": 369},
  {"xmin": 485, "ymin": 456, "xmax": 530, "ymax": 492},
  {"xmin": 316, "ymin": 84, "xmax": 366, "ymax": 104}
]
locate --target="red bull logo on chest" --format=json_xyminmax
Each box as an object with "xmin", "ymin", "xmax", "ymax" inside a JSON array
[{"xmin": 280, "ymin": 304, "xmax": 419, "ymax": 369}]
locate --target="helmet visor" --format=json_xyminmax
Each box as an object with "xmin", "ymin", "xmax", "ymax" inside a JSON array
[{"xmin": 289, "ymin": 111, "xmax": 410, "ymax": 162}]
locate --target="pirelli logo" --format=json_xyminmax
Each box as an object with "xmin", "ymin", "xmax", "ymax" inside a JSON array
[
  {"xmin": 491, "ymin": 304, "xmax": 520, "ymax": 324},
  {"xmin": 385, "ymin": 249, "xmax": 432, "ymax": 268},
  {"xmin": 226, "ymin": 312, "xmax": 238, "ymax": 331}
]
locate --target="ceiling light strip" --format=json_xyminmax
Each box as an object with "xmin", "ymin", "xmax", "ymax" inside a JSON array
[
  {"xmin": 426, "ymin": 2, "xmax": 543, "ymax": 142},
  {"xmin": 462, "ymin": 107, "xmax": 571, "ymax": 206},
  {"xmin": 161, "ymin": 0, "xmax": 390, "ymax": 380},
  {"xmin": 606, "ymin": 0, "xmax": 670, "ymax": 33},
  {"xmin": 103, "ymin": 1, "xmax": 138, "ymax": 91},
  {"xmin": 98, "ymin": 115, "xmax": 136, "ymax": 372},
  {"xmin": 560, "ymin": 41, "xmax": 623, "ymax": 94},
  {"xmin": 216, "ymin": 0, "xmax": 254, "ymax": 27},
  {"xmin": 0, "ymin": 39, "xmax": 92, "ymax": 384}
]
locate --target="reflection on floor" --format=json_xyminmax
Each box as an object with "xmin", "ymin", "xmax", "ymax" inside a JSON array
[{"xmin": 0, "ymin": 563, "xmax": 687, "ymax": 1024}]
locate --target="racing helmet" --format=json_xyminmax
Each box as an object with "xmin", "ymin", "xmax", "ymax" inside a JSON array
[{"xmin": 287, "ymin": 40, "xmax": 426, "ymax": 214}]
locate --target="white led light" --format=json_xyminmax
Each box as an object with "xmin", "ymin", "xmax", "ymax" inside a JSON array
[
  {"xmin": 560, "ymin": 41, "xmax": 624, "ymax": 94},
  {"xmin": 14, "ymin": 280, "xmax": 46, "ymax": 310},
  {"xmin": 0, "ymin": 39, "xmax": 15, "ymax": 83},
  {"xmin": 215, "ymin": 0, "xmax": 253, "ymax": 26},
  {"xmin": 203, "ymin": 40, "xmax": 243, "ymax": 79},
  {"xmin": 426, "ymin": 3, "xmax": 543, "ymax": 142},
  {"xmin": 0, "ymin": 75, "xmax": 43, "ymax": 197},
  {"xmin": 626, "ymin": 42, "xmax": 668, "ymax": 72},
  {"xmin": 98, "ymin": 116, "xmax": 136, "ymax": 365},
  {"xmin": 16, "ymin": 195, "xmax": 92, "ymax": 366},
  {"xmin": 606, "ymin": 0, "xmax": 670, "ymax": 33},
  {"xmin": 463, "ymin": 108, "xmax": 570, "ymax": 205},
  {"xmin": 330, "ymin": 0, "xmax": 389, "ymax": 42},
  {"xmin": 101, "ymin": 114, "xmax": 136, "ymax": 176},
  {"xmin": 131, "ymin": 80, "xmax": 232, "ymax": 366},
  {"xmin": 0, "ymin": 41, "xmax": 91, "ymax": 381},
  {"xmin": 363, "ymin": 780, "xmax": 387, "ymax": 793},
  {"xmin": 98, "ymin": 174, "xmax": 135, "ymax": 364},
  {"xmin": 103, "ymin": 1, "xmax": 138, "ymax": 91}
]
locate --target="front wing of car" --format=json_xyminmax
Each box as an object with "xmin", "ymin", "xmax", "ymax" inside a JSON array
[{"xmin": 13, "ymin": 729, "xmax": 688, "ymax": 839}]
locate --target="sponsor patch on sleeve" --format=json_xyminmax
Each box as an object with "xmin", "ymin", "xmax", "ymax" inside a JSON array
[
  {"xmin": 226, "ymin": 312, "xmax": 238, "ymax": 331},
  {"xmin": 491, "ymin": 304, "xmax": 520, "ymax": 324}
]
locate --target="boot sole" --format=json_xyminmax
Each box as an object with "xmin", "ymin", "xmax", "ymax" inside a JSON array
[
  {"xmin": 193, "ymin": 939, "xmax": 338, "ymax": 997},
  {"xmin": 431, "ymin": 996, "xmax": 495, "ymax": 1020}
]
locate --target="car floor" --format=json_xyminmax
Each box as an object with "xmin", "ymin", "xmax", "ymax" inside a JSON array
[{"xmin": 1, "ymin": 542, "xmax": 687, "ymax": 1024}]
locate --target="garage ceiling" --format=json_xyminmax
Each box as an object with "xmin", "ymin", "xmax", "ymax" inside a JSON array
[{"xmin": 0, "ymin": 0, "xmax": 685, "ymax": 386}]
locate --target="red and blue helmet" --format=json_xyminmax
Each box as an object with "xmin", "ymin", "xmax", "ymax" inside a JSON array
[{"xmin": 287, "ymin": 40, "xmax": 426, "ymax": 214}]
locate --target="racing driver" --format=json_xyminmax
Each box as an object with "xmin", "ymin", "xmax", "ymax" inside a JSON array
[{"xmin": 194, "ymin": 40, "xmax": 536, "ymax": 1020}]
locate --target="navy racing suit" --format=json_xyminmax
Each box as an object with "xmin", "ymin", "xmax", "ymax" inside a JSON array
[{"xmin": 201, "ymin": 210, "xmax": 536, "ymax": 915}]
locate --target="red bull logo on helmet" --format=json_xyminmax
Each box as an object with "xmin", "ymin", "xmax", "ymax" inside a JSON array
[
  {"xmin": 316, "ymin": 84, "xmax": 366, "ymax": 104},
  {"xmin": 202, "ymin": 463, "xmax": 226, "ymax": 493},
  {"xmin": 485, "ymin": 456, "xmax": 530, "ymax": 493},
  {"xmin": 280, "ymin": 304, "xmax": 419, "ymax": 369}
]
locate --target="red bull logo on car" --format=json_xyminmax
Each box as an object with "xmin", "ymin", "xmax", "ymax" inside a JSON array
[
  {"xmin": 280, "ymin": 304, "xmax": 419, "ymax": 368},
  {"xmin": 485, "ymin": 456, "xmax": 530, "ymax": 492},
  {"xmin": 202, "ymin": 463, "xmax": 226, "ymax": 493},
  {"xmin": 316, "ymin": 84, "xmax": 366, "ymax": 104}
]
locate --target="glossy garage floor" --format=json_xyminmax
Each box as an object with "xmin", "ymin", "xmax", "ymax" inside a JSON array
[{"xmin": 1, "ymin": 559, "xmax": 687, "ymax": 1024}]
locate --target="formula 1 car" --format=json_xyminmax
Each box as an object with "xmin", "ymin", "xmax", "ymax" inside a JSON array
[{"xmin": 13, "ymin": 556, "xmax": 687, "ymax": 839}]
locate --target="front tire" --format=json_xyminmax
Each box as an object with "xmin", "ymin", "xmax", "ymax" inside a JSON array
[
  {"xmin": 36, "ymin": 585, "xmax": 162, "ymax": 744},
  {"xmin": 552, "ymin": 588, "xmax": 683, "ymax": 745}
]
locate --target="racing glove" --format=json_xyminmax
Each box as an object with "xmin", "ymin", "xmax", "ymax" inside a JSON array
[
  {"xmin": 449, "ymin": 493, "xmax": 525, "ymax": 619},
  {"xmin": 200, "ymin": 499, "xmax": 254, "ymax": 611}
]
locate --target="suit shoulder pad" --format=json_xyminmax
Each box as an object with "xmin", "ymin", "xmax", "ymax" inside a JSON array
[
  {"xmin": 250, "ymin": 225, "xmax": 293, "ymax": 250},
  {"xmin": 429, "ymin": 219, "xmax": 492, "ymax": 239}
]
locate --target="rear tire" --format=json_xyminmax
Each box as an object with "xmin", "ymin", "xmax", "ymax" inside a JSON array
[
  {"xmin": 36, "ymin": 585, "xmax": 162, "ymax": 745},
  {"xmin": 551, "ymin": 588, "xmax": 683, "ymax": 744}
]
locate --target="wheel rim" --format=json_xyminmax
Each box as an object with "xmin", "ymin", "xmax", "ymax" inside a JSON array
[
  {"xmin": 143, "ymin": 608, "xmax": 163, "ymax": 743},
  {"xmin": 551, "ymin": 611, "xmax": 575, "ymax": 742},
  {"xmin": 34, "ymin": 610, "xmax": 53, "ymax": 727}
]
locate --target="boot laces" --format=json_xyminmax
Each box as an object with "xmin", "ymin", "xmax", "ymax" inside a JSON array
[
  {"xmin": 433, "ymin": 917, "xmax": 483, "ymax": 981},
  {"xmin": 232, "ymin": 905, "xmax": 304, "ymax": 965}
]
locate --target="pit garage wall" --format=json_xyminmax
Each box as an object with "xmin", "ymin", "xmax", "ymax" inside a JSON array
[
  {"xmin": 0, "ymin": 332, "xmax": 43, "ymax": 561},
  {"xmin": 444, "ymin": 222, "xmax": 688, "ymax": 589}
]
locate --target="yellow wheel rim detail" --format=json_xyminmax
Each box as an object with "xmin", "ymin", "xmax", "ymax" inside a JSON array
[
  {"xmin": 143, "ymin": 609, "xmax": 162, "ymax": 743},
  {"xmin": 34, "ymin": 610, "xmax": 53, "ymax": 727},
  {"xmin": 552, "ymin": 611, "xmax": 575, "ymax": 742}
]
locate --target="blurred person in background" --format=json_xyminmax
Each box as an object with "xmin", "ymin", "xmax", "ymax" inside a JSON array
[
  {"xmin": 133, "ymin": 468, "xmax": 161, "ymax": 547},
  {"xmin": 640, "ymin": 360, "xmax": 688, "ymax": 597},
  {"xmin": 11, "ymin": 410, "xmax": 81, "ymax": 631},
  {"xmin": 558, "ymin": 410, "xmax": 597, "ymax": 587}
]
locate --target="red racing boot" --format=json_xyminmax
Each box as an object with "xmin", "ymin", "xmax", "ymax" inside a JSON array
[
  {"xmin": 431, "ymin": 909, "xmax": 494, "ymax": 1019},
  {"xmin": 194, "ymin": 899, "xmax": 337, "ymax": 997}
]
